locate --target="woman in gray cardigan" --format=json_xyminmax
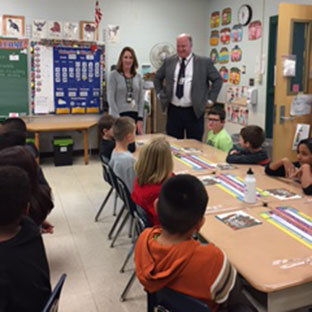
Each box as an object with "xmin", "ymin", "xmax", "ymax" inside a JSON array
[{"xmin": 108, "ymin": 47, "xmax": 144, "ymax": 134}]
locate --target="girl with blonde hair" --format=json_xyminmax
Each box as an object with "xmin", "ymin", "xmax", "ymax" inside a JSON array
[{"xmin": 131, "ymin": 136, "xmax": 174, "ymax": 225}]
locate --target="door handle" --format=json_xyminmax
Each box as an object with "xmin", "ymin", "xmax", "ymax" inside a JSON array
[
  {"xmin": 279, "ymin": 106, "xmax": 295, "ymax": 124},
  {"xmin": 280, "ymin": 116, "xmax": 295, "ymax": 121}
]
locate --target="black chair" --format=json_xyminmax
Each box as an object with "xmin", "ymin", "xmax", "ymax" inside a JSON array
[
  {"xmin": 117, "ymin": 179, "xmax": 151, "ymax": 302},
  {"xmin": 42, "ymin": 274, "xmax": 67, "ymax": 312},
  {"xmin": 109, "ymin": 176, "xmax": 137, "ymax": 247},
  {"xmin": 147, "ymin": 287, "xmax": 211, "ymax": 312},
  {"xmin": 95, "ymin": 157, "xmax": 119, "ymax": 222}
]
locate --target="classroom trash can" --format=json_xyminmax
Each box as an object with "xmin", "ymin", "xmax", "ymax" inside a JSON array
[{"xmin": 52, "ymin": 136, "xmax": 74, "ymax": 166}]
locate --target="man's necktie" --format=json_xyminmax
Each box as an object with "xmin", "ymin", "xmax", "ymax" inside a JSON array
[{"xmin": 176, "ymin": 58, "xmax": 186, "ymax": 99}]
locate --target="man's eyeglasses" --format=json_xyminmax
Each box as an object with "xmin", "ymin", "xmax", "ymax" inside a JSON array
[{"xmin": 207, "ymin": 118, "xmax": 221, "ymax": 122}]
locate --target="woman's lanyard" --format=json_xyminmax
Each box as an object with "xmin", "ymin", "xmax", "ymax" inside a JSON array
[{"xmin": 124, "ymin": 76, "xmax": 133, "ymax": 104}]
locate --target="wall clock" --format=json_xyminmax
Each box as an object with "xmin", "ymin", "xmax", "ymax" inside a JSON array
[{"xmin": 238, "ymin": 5, "xmax": 252, "ymax": 26}]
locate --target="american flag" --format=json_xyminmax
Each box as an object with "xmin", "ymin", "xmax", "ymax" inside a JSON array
[{"xmin": 95, "ymin": 1, "xmax": 102, "ymax": 29}]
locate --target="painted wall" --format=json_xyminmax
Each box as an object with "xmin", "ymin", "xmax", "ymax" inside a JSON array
[
  {"xmin": 1, "ymin": 0, "xmax": 208, "ymax": 151},
  {"xmin": 206, "ymin": 0, "xmax": 312, "ymax": 137}
]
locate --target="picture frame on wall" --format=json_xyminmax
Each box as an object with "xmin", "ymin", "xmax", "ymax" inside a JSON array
[
  {"xmin": 2, "ymin": 15, "xmax": 25, "ymax": 37},
  {"xmin": 80, "ymin": 21, "xmax": 98, "ymax": 41}
]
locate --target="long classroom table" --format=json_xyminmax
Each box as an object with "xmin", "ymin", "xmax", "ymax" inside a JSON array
[{"xmin": 136, "ymin": 135, "xmax": 312, "ymax": 311}]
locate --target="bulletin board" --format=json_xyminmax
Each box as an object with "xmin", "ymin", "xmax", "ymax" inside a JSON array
[
  {"xmin": 0, "ymin": 38, "xmax": 29, "ymax": 118},
  {"xmin": 31, "ymin": 40, "xmax": 105, "ymax": 115}
]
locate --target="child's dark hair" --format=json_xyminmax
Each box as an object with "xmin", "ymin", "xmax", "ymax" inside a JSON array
[
  {"xmin": 0, "ymin": 146, "xmax": 54, "ymax": 225},
  {"xmin": 240, "ymin": 125, "xmax": 265, "ymax": 149},
  {"xmin": 297, "ymin": 138, "xmax": 312, "ymax": 153},
  {"xmin": 0, "ymin": 166, "xmax": 31, "ymax": 226},
  {"xmin": 0, "ymin": 130, "xmax": 26, "ymax": 150},
  {"xmin": 98, "ymin": 114, "xmax": 116, "ymax": 135},
  {"xmin": 113, "ymin": 117, "xmax": 135, "ymax": 141},
  {"xmin": 208, "ymin": 107, "xmax": 226, "ymax": 122},
  {"xmin": 157, "ymin": 174, "xmax": 208, "ymax": 235},
  {"xmin": 2, "ymin": 117, "xmax": 27, "ymax": 133}
]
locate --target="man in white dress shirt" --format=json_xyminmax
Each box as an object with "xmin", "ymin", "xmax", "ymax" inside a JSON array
[{"xmin": 154, "ymin": 34, "xmax": 223, "ymax": 140}]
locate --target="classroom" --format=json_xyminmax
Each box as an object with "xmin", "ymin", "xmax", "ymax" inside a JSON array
[{"xmin": 0, "ymin": 0, "xmax": 311, "ymax": 311}]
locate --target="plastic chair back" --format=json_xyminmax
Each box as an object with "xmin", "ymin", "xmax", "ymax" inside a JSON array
[
  {"xmin": 42, "ymin": 274, "xmax": 67, "ymax": 312},
  {"xmin": 147, "ymin": 287, "xmax": 211, "ymax": 312}
]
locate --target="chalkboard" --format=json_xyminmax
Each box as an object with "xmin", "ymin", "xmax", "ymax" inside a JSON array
[{"xmin": 0, "ymin": 39, "xmax": 29, "ymax": 119}]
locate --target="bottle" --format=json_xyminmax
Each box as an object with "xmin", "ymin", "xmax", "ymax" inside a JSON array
[{"xmin": 244, "ymin": 168, "xmax": 256, "ymax": 204}]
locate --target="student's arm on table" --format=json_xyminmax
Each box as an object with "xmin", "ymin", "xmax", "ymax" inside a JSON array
[
  {"xmin": 290, "ymin": 163, "xmax": 312, "ymax": 194},
  {"xmin": 226, "ymin": 152, "xmax": 260, "ymax": 164},
  {"xmin": 265, "ymin": 158, "xmax": 296, "ymax": 178}
]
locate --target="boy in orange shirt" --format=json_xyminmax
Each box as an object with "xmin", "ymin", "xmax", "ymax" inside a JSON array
[{"xmin": 135, "ymin": 174, "xmax": 253, "ymax": 311}]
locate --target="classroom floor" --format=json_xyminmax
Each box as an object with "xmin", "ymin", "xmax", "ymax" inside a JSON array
[{"xmin": 41, "ymin": 155, "xmax": 146, "ymax": 312}]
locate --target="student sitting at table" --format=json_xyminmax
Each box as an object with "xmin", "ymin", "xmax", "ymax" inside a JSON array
[
  {"xmin": 226, "ymin": 125, "xmax": 269, "ymax": 165},
  {"xmin": 0, "ymin": 166, "xmax": 51, "ymax": 312},
  {"xmin": 135, "ymin": 174, "xmax": 254, "ymax": 312},
  {"xmin": 98, "ymin": 113, "xmax": 116, "ymax": 162},
  {"xmin": 206, "ymin": 107, "xmax": 233, "ymax": 153},
  {"xmin": 131, "ymin": 136, "xmax": 174, "ymax": 226},
  {"xmin": 265, "ymin": 138, "xmax": 312, "ymax": 195},
  {"xmin": 109, "ymin": 117, "xmax": 136, "ymax": 192},
  {"xmin": 98, "ymin": 113, "xmax": 135, "ymax": 163}
]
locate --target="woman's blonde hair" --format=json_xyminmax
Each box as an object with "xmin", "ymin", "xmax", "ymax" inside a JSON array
[{"xmin": 135, "ymin": 136, "xmax": 173, "ymax": 186}]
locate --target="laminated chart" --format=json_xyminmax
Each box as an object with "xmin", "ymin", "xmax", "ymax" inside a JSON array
[
  {"xmin": 170, "ymin": 144, "xmax": 215, "ymax": 170},
  {"xmin": 261, "ymin": 207, "xmax": 312, "ymax": 249},
  {"xmin": 199, "ymin": 174, "xmax": 267, "ymax": 201},
  {"xmin": 170, "ymin": 144, "xmax": 236, "ymax": 171}
]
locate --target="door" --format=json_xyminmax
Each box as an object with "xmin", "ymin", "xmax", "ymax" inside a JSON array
[
  {"xmin": 273, "ymin": 3, "xmax": 312, "ymax": 161},
  {"xmin": 265, "ymin": 15, "xmax": 278, "ymax": 139}
]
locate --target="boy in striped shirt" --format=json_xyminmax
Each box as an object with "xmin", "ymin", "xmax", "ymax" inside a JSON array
[{"xmin": 135, "ymin": 174, "xmax": 252, "ymax": 311}]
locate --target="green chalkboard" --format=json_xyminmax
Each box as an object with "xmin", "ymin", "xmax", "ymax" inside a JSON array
[{"xmin": 0, "ymin": 39, "xmax": 28, "ymax": 119}]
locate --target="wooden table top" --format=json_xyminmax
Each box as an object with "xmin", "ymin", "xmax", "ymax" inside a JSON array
[
  {"xmin": 26, "ymin": 120, "xmax": 98, "ymax": 132},
  {"xmin": 200, "ymin": 201, "xmax": 312, "ymax": 293}
]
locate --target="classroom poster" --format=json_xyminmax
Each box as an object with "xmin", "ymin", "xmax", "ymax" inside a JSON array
[
  {"xmin": 229, "ymin": 67, "xmax": 241, "ymax": 85},
  {"xmin": 226, "ymin": 86, "xmax": 248, "ymax": 105},
  {"xmin": 220, "ymin": 28, "xmax": 231, "ymax": 44},
  {"xmin": 231, "ymin": 45, "xmax": 242, "ymax": 62},
  {"xmin": 63, "ymin": 22, "xmax": 79, "ymax": 40},
  {"xmin": 219, "ymin": 47, "xmax": 229, "ymax": 64},
  {"xmin": 33, "ymin": 44, "xmax": 54, "ymax": 114},
  {"xmin": 231, "ymin": 25, "xmax": 243, "ymax": 42},
  {"xmin": 226, "ymin": 105, "xmax": 248, "ymax": 125},
  {"xmin": 47, "ymin": 21, "xmax": 63, "ymax": 39},
  {"xmin": 210, "ymin": 31, "xmax": 219, "ymax": 46},
  {"xmin": 221, "ymin": 8, "xmax": 231, "ymax": 25},
  {"xmin": 32, "ymin": 20, "xmax": 48, "ymax": 39},
  {"xmin": 209, "ymin": 49, "xmax": 219, "ymax": 64},
  {"xmin": 219, "ymin": 66, "xmax": 228, "ymax": 83},
  {"xmin": 53, "ymin": 47, "xmax": 102, "ymax": 114},
  {"xmin": 210, "ymin": 12, "xmax": 220, "ymax": 28},
  {"xmin": 248, "ymin": 21, "xmax": 262, "ymax": 41},
  {"xmin": 292, "ymin": 124, "xmax": 311, "ymax": 150}
]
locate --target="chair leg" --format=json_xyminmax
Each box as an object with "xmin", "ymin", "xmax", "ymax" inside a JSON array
[
  {"xmin": 128, "ymin": 215, "xmax": 134, "ymax": 238},
  {"xmin": 120, "ymin": 243, "xmax": 135, "ymax": 273},
  {"xmin": 110, "ymin": 211, "xmax": 130, "ymax": 248},
  {"xmin": 120, "ymin": 271, "xmax": 136, "ymax": 302},
  {"xmin": 94, "ymin": 187, "xmax": 113, "ymax": 222},
  {"xmin": 113, "ymin": 191, "xmax": 118, "ymax": 216},
  {"xmin": 108, "ymin": 204, "xmax": 125, "ymax": 240}
]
